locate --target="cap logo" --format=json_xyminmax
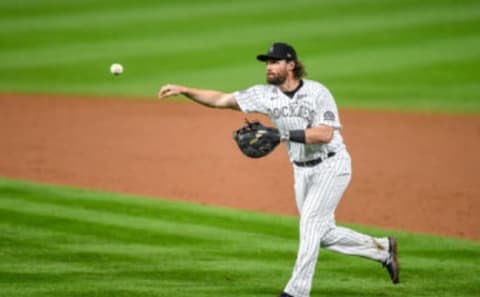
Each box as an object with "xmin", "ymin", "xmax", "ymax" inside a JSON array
[
  {"xmin": 269, "ymin": 46, "xmax": 274, "ymax": 53},
  {"xmin": 287, "ymin": 53, "xmax": 291, "ymax": 58}
]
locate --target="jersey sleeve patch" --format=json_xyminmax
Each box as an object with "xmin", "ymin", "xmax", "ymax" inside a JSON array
[{"xmin": 323, "ymin": 110, "xmax": 336, "ymax": 121}]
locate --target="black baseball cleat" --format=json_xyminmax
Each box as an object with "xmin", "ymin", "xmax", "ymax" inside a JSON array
[
  {"xmin": 383, "ymin": 237, "xmax": 400, "ymax": 284},
  {"xmin": 279, "ymin": 292, "xmax": 294, "ymax": 297}
]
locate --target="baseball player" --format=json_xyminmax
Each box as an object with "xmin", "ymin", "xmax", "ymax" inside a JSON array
[{"xmin": 158, "ymin": 42, "xmax": 399, "ymax": 297}]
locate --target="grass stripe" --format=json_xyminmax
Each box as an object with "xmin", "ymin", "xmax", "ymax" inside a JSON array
[
  {"xmin": 0, "ymin": 199, "xmax": 293, "ymax": 251},
  {"xmin": 1, "ymin": 32, "xmax": 477, "ymax": 96},
  {"xmin": 0, "ymin": 179, "xmax": 295, "ymax": 237},
  {"xmin": 3, "ymin": 2, "xmax": 477, "ymax": 41}
]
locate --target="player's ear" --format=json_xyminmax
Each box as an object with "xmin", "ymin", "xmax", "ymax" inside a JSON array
[{"xmin": 287, "ymin": 60, "xmax": 295, "ymax": 71}]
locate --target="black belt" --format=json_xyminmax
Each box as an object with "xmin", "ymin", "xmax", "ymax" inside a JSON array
[{"xmin": 294, "ymin": 152, "xmax": 336, "ymax": 167}]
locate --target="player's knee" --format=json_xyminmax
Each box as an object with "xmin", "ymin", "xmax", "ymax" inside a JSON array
[{"xmin": 300, "ymin": 213, "xmax": 335, "ymax": 230}]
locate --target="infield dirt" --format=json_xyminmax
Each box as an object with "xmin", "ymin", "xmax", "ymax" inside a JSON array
[{"xmin": 1, "ymin": 93, "xmax": 479, "ymax": 240}]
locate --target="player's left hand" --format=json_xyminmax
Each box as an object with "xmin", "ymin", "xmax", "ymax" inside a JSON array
[{"xmin": 233, "ymin": 120, "xmax": 282, "ymax": 158}]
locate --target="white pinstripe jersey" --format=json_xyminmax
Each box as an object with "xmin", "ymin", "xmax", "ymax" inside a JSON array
[{"xmin": 234, "ymin": 79, "xmax": 346, "ymax": 163}]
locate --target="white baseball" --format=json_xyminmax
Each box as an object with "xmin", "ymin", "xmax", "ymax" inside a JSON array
[{"xmin": 110, "ymin": 63, "xmax": 123, "ymax": 75}]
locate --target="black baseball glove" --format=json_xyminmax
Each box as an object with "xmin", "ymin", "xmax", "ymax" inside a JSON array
[{"xmin": 233, "ymin": 120, "xmax": 282, "ymax": 158}]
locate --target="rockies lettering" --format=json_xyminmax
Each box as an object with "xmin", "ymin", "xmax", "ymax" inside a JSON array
[{"xmin": 267, "ymin": 103, "xmax": 316, "ymax": 122}]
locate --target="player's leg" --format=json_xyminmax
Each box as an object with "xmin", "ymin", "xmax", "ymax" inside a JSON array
[
  {"xmin": 285, "ymin": 221, "xmax": 395, "ymax": 295},
  {"xmin": 314, "ymin": 151, "xmax": 399, "ymax": 283},
  {"xmin": 293, "ymin": 166, "xmax": 307, "ymax": 213},
  {"xmin": 321, "ymin": 226, "xmax": 399, "ymax": 284},
  {"xmin": 321, "ymin": 225, "xmax": 389, "ymax": 261},
  {"xmin": 284, "ymin": 152, "xmax": 351, "ymax": 297}
]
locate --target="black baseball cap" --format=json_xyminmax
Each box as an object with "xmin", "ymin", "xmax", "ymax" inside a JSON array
[{"xmin": 256, "ymin": 42, "xmax": 297, "ymax": 62}]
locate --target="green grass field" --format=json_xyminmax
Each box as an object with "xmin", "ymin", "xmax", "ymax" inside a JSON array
[
  {"xmin": 1, "ymin": 178, "xmax": 479, "ymax": 297},
  {"xmin": 1, "ymin": 0, "xmax": 479, "ymax": 112}
]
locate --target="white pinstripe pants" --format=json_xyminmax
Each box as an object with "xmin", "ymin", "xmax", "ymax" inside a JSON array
[{"xmin": 285, "ymin": 149, "xmax": 390, "ymax": 297}]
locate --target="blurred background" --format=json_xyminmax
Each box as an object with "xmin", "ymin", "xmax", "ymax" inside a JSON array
[{"xmin": 1, "ymin": 0, "xmax": 479, "ymax": 112}]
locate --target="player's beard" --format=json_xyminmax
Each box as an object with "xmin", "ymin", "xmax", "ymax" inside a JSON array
[{"xmin": 267, "ymin": 69, "xmax": 287, "ymax": 85}]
